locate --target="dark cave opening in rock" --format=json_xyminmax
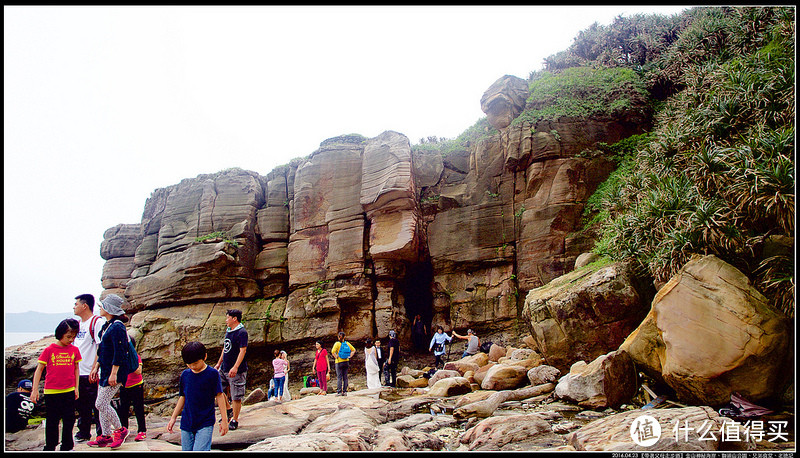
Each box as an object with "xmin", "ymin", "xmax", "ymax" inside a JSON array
[{"xmin": 401, "ymin": 260, "xmax": 434, "ymax": 352}]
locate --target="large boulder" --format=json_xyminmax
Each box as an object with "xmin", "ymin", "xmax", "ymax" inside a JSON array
[
  {"xmin": 488, "ymin": 343, "xmax": 507, "ymax": 362},
  {"xmin": 427, "ymin": 369, "xmax": 461, "ymax": 387},
  {"xmin": 528, "ymin": 365, "xmax": 561, "ymax": 385},
  {"xmin": 554, "ymin": 350, "xmax": 637, "ymax": 409},
  {"xmin": 472, "ymin": 362, "xmax": 496, "ymax": 387},
  {"xmin": 427, "ymin": 376, "xmax": 473, "ymax": 397},
  {"xmin": 620, "ymin": 255, "xmax": 791, "ymax": 405},
  {"xmin": 523, "ymin": 260, "xmax": 651, "ymax": 372},
  {"xmin": 442, "ymin": 360, "xmax": 480, "ymax": 375},
  {"xmin": 481, "ymin": 364, "xmax": 530, "ymax": 391}
]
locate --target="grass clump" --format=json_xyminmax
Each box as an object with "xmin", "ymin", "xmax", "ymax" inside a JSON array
[{"xmin": 195, "ymin": 231, "xmax": 240, "ymax": 248}]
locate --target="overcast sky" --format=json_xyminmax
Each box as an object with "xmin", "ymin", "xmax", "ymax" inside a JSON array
[{"xmin": 4, "ymin": 5, "xmax": 689, "ymax": 317}]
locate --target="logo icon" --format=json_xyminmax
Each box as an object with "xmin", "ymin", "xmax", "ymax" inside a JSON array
[{"xmin": 630, "ymin": 414, "xmax": 661, "ymax": 446}]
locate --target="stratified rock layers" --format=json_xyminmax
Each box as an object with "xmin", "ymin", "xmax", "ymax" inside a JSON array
[{"xmin": 98, "ymin": 75, "xmax": 650, "ymax": 394}]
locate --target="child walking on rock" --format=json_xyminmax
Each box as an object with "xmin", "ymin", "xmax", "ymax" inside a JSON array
[{"xmin": 168, "ymin": 341, "xmax": 228, "ymax": 451}]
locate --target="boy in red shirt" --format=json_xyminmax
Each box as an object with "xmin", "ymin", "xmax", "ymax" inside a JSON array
[{"xmin": 31, "ymin": 318, "xmax": 82, "ymax": 451}]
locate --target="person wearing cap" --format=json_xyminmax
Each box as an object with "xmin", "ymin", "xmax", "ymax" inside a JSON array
[
  {"xmin": 87, "ymin": 294, "xmax": 132, "ymax": 449},
  {"xmin": 385, "ymin": 330, "xmax": 400, "ymax": 387},
  {"xmin": 452, "ymin": 329, "xmax": 481, "ymax": 358},
  {"xmin": 72, "ymin": 293, "xmax": 106, "ymax": 442},
  {"xmin": 6, "ymin": 379, "xmax": 36, "ymax": 433}
]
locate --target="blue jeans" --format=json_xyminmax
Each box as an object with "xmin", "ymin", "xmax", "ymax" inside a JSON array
[
  {"xmin": 181, "ymin": 425, "xmax": 214, "ymax": 451},
  {"xmin": 274, "ymin": 376, "xmax": 285, "ymax": 398}
]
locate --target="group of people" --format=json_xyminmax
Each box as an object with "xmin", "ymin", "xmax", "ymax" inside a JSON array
[
  {"xmin": 7, "ymin": 294, "xmax": 147, "ymax": 451},
  {"xmin": 346, "ymin": 329, "xmax": 401, "ymax": 392},
  {"xmin": 306, "ymin": 330, "xmax": 401, "ymax": 397},
  {"xmin": 305, "ymin": 324, "xmax": 479, "ymax": 397},
  {"xmin": 10, "ymin": 296, "xmax": 483, "ymax": 452},
  {"xmin": 413, "ymin": 314, "xmax": 483, "ymax": 369},
  {"xmin": 7, "ymin": 295, "xmax": 246, "ymax": 452},
  {"xmin": 429, "ymin": 326, "xmax": 481, "ymax": 368}
]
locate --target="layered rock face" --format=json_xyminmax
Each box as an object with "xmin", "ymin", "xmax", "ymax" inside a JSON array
[{"xmin": 99, "ymin": 75, "xmax": 650, "ymax": 395}]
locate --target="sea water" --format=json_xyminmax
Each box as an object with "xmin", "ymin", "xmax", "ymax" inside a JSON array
[{"xmin": 4, "ymin": 332, "xmax": 52, "ymax": 348}]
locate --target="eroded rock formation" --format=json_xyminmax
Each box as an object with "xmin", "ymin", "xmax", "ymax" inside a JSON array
[{"xmin": 94, "ymin": 74, "xmax": 651, "ymax": 396}]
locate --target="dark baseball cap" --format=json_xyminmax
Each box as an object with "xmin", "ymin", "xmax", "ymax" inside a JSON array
[{"xmin": 18, "ymin": 379, "xmax": 33, "ymax": 390}]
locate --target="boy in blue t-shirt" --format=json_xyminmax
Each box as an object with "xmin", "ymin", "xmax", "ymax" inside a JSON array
[{"xmin": 167, "ymin": 341, "xmax": 229, "ymax": 451}]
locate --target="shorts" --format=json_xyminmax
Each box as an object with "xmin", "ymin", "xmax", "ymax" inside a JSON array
[{"xmin": 219, "ymin": 370, "xmax": 247, "ymax": 401}]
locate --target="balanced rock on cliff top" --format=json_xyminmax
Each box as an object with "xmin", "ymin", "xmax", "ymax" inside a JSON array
[{"xmin": 480, "ymin": 74, "xmax": 530, "ymax": 130}]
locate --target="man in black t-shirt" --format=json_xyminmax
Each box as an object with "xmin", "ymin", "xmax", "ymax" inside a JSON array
[
  {"xmin": 214, "ymin": 309, "xmax": 248, "ymax": 431},
  {"xmin": 385, "ymin": 330, "xmax": 401, "ymax": 387},
  {"xmin": 6, "ymin": 379, "xmax": 35, "ymax": 433}
]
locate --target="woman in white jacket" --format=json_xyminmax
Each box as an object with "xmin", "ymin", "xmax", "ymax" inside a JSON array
[{"xmin": 364, "ymin": 338, "xmax": 381, "ymax": 389}]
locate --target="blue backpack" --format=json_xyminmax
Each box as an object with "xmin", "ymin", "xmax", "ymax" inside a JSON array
[{"xmin": 338, "ymin": 341, "xmax": 351, "ymax": 359}]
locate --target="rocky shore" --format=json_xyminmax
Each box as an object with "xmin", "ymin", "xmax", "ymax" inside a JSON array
[{"xmin": 5, "ymin": 349, "xmax": 794, "ymax": 452}]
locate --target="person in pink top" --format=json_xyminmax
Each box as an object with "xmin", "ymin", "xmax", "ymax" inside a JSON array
[
  {"xmin": 313, "ymin": 341, "xmax": 330, "ymax": 395},
  {"xmin": 271, "ymin": 349, "xmax": 289, "ymax": 402},
  {"xmin": 31, "ymin": 318, "xmax": 82, "ymax": 451},
  {"xmin": 119, "ymin": 336, "xmax": 147, "ymax": 441}
]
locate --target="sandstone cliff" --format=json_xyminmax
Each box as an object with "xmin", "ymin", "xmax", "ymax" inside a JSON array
[{"xmin": 96, "ymin": 74, "xmax": 650, "ymax": 395}]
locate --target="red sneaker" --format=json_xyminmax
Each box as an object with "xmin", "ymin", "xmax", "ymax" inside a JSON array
[
  {"xmin": 109, "ymin": 427, "xmax": 129, "ymax": 449},
  {"xmin": 134, "ymin": 431, "xmax": 147, "ymax": 441},
  {"xmin": 87, "ymin": 435, "xmax": 113, "ymax": 447}
]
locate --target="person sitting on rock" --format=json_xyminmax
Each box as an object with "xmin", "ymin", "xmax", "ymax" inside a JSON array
[
  {"xmin": 452, "ymin": 329, "xmax": 480, "ymax": 358},
  {"xmin": 6, "ymin": 379, "xmax": 36, "ymax": 434}
]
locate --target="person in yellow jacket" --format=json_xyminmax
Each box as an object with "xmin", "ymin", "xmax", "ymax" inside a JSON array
[{"xmin": 331, "ymin": 332, "xmax": 356, "ymax": 396}]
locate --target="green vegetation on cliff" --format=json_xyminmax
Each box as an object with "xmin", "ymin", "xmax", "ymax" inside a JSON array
[
  {"xmin": 580, "ymin": 6, "xmax": 794, "ymax": 316},
  {"xmin": 412, "ymin": 117, "xmax": 498, "ymax": 157},
  {"xmin": 411, "ymin": 7, "xmax": 794, "ymax": 317},
  {"xmin": 514, "ymin": 66, "xmax": 649, "ymax": 125}
]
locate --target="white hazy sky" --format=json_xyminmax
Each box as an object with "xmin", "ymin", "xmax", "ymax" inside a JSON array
[{"xmin": 4, "ymin": 5, "xmax": 690, "ymax": 317}]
